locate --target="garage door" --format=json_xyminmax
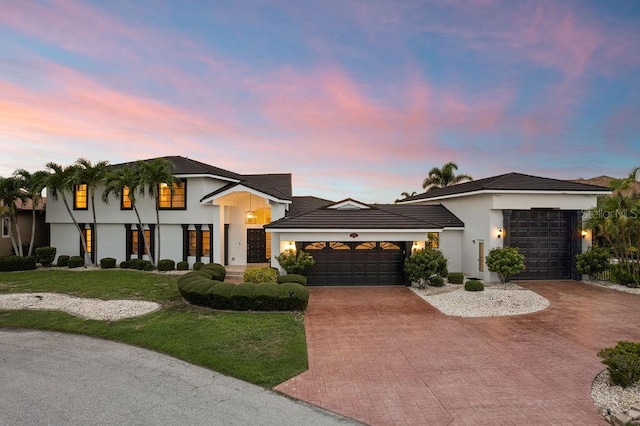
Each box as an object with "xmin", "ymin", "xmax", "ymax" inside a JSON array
[
  {"xmin": 301, "ymin": 241, "xmax": 406, "ymax": 286},
  {"xmin": 507, "ymin": 210, "xmax": 577, "ymax": 280}
]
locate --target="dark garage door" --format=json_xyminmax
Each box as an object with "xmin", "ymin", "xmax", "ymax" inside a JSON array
[
  {"xmin": 301, "ymin": 241, "xmax": 406, "ymax": 286},
  {"xmin": 507, "ymin": 210, "xmax": 579, "ymax": 280}
]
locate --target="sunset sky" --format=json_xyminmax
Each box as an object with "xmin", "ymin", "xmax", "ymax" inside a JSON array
[{"xmin": 1, "ymin": 0, "xmax": 638, "ymax": 203}]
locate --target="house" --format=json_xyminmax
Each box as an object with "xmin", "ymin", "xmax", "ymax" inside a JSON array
[
  {"xmin": 47, "ymin": 157, "xmax": 610, "ymax": 284},
  {"xmin": 1, "ymin": 197, "xmax": 48, "ymax": 257}
]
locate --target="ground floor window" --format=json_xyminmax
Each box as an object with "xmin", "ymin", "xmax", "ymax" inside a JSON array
[
  {"xmin": 83, "ymin": 228, "xmax": 92, "ymax": 253},
  {"xmin": 1, "ymin": 217, "xmax": 9, "ymax": 238},
  {"xmin": 126, "ymin": 225, "xmax": 154, "ymax": 260},
  {"xmin": 182, "ymin": 225, "xmax": 213, "ymax": 261}
]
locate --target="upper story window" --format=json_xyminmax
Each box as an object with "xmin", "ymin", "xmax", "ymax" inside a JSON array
[
  {"xmin": 74, "ymin": 184, "xmax": 88, "ymax": 210},
  {"xmin": 121, "ymin": 186, "xmax": 132, "ymax": 210},
  {"xmin": 158, "ymin": 181, "xmax": 186, "ymax": 210},
  {"xmin": 254, "ymin": 207, "xmax": 271, "ymax": 224}
]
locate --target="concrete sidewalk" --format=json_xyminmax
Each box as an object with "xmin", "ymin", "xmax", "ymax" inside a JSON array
[{"xmin": 0, "ymin": 329, "xmax": 357, "ymax": 426}]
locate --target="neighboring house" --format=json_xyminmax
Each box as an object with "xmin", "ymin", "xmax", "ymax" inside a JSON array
[
  {"xmin": 573, "ymin": 175, "xmax": 640, "ymax": 197},
  {"xmin": 47, "ymin": 157, "xmax": 610, "ymax": 284},
  {"xmin": 1, "ymin": 197, "xmax": 48, "ymax": 257}
]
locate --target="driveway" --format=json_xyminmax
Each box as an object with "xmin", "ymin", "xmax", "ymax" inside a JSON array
[
  {"xmin": 275, "ymin": 282, "xmax": 640, "ymax": 425},
  {"xmin": 0, "ymin": 330, "xmax": 356, "ymax": 426}
]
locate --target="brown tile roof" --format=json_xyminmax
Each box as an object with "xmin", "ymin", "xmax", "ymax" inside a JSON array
[
  {"xmin": 1, "ymin": 197, "xmax": 46, "ymax": 211},
  {"xmin": 400, "ymin": 172, "xmax": 611, "ymax": 202},
  {"xmin": 572, "ymin": 175, "xmax": 640, "ymax": 197}
]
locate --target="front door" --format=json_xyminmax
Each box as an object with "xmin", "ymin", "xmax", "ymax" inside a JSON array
[{"xmin": 247, "ymin": 229, "xmax": 266, "ymax": 263}]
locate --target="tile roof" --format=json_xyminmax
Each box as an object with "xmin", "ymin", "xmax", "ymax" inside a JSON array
[
  {"xmin": 287, "ymin": 196, "xmax": 333, "ymax": 217},
  {"xmin": 572, "ymin": 175, "xmax": 640, "ymax": 197},
  {"xmin": 266, "ymin": 203, "xmax": 463, "ymax": 230},
  {"xmin": 400, "ymin": 172, "xmax": 611, "ymax": 202},
  {"xmin": 113, "ymin": 156, "xmax": 242, "ymax": 181}
]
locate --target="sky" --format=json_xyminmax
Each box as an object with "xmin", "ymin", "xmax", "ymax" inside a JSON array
[{"xmin": 1, "ymin": 0, "xmax": 639, "ymax": 203}]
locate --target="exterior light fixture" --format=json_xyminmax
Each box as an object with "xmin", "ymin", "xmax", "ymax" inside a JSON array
[
  {"xmin": 245, "ymin": 193, "xmax": 256, "ymax": 224},
  {"xmin": 581, "ymin": 230, "xmax": 588, "ymax": 239},
  {"xmin": 497, "ymin": 229, "xmax": 503, "ymax": 239}
]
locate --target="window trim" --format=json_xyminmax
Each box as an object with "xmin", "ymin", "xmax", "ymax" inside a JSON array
[
  {"xmin": 73, "ymin": 183, "xmax": 88, "ymax": 210},
  {"xmin": 1, "ymin": 217, "xmax": 10, "ymax": 238},
  {"xmin": 120, "ymin": 186, "xmax": 132, "ymax": 210},
  {"xmin": 158, "ymin": 180, "xmax": 187, "ymax": 210}
]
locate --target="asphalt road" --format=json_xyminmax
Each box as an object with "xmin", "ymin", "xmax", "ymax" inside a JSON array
[{"xmin": 0, "ymin": 329, "xmax": 357, "ymax": 426}]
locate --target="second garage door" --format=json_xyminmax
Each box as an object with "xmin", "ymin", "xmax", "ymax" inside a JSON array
[{"xmin": 301, "ymin": 241, "xmax": 406, "ymax": 286}]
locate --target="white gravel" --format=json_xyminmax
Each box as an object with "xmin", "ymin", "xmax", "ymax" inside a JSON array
[
  {"xmin": 582, "ymin": 279, "xmax": 640, "ymax": 295},
  {"xmin": 0, "ymin": 293, "xmax": 161, "ymax": 321},
  {"xmin": 410, "ymin": 282, "xmax": 550, "ymax": 317},
  {"xmin": 592, "ymin": 370, "xmax": 640, "ymax": 420}
]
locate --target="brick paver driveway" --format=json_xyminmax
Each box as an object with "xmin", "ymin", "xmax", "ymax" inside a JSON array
[{"xmin": 275, "ymin": 281, "xmax": 640, "ymax": 425}]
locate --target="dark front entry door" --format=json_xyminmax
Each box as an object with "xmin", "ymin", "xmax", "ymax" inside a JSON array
[{"xmin": 247, "ymin": 229, "xmax": 267, "ymax": 263}]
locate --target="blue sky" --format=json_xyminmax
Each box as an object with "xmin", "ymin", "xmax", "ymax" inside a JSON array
[{"xmin": 1, "ymin": 0, "xmax": 638, "ymax": 202}]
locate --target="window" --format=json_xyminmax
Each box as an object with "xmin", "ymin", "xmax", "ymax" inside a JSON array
[
  {"xmin": 202, "ymin": 231, "xmax": 211, "ymax": 256},
  {"xmin": 131, "ymin": 229, "xmax": 150, "ymax": 255},
  {"xmin": 1, "ymin": 217, "xmax": 9, "ymax": 238},
  {"xmin": 74, "ymin": 184, "xmax": 88, "ymax": 209},
  {"xmin": 83, "ymin": 228, "xmax": 92, "ymax": 253},
  {"xmin": 185, "ymin": 228, "xmax": 211, "ymax": 258},
  {"xmin": 188, "ymin": 230, "xmax": 197, "ymax": 256},
  {"xmin": 121, "ymin": 187, "xmax": 132, "ymax": 210},
  {"xmin": 427, "ymin": 232, "xmax": 439, "ymax": 248},
  {"xmin": 255, "ymin": 207, "xmax": 271, "ymax": 225},
  {"xmin": 158, "ymin": 181, "xmax": 186, "ymax": 209}
]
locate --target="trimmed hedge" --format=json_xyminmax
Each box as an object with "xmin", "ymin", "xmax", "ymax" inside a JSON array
[
  {"xmin": 176, "ymin": 273, "xmax": 308, "ymax": 311},
  {"xmin": 100, "ymin": 257, "xmax": 117, "ymax": 269},
  {"xmin": 68, "ymin": 256, "xmax": 84, "ymax": 268},
  {"xmin": 193, "ymin": 261, "xmax": 204, "ymax": 271},
  {"xmin": 177, "ymin": 261, "xmax": 189, "ymax": 271},
  {"xmin": 119, "ymin": 261, "xmax": 130, "ymax": 269},
  {"xmin": 57, "ymin": 255, "xmax": 70, "ymax": 267},
  {"xmin": 202, "ymin": 263, "xmax": 226, "ymax": 281},
  {"xmin": 447, "ymin": 272, "xmax": 464, "ymax": 284},
  {"xmin": 429, "ymin": 275, "xmax": 445, "ymax": 287},
  {"xmin": 276, "ymin": 274, "xmax": 307, "ymax": 286},
  {"xmin": 157, "ymin": 259, "xmax": 175, "ymax": 271},
  {"xmin": 464, "ymin": 280, "xmax": 484, "ymax": 292},
  {"xmin": 0, "ymin": 255, "xmax": 37, "ymax": 272},
  {"xmin": 243, "ymin": 266, "xmax": 278, "ymax": 284},
  {"xmin": 35, "ymin": 247, "xmax": 56, "ymax": 266}
]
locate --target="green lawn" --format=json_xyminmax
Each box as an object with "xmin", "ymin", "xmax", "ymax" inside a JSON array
[{"xmin": 0, "ymin": 270, "xmax": 307, "ymax": 388}]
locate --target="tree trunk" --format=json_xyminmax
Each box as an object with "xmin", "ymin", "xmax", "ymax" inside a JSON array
[
  {"xmin": 10, "ymin": 212, "xmax": 23, "ymax": 256},
  {"xmin": 28, "ymin": 205, "xmax": 36, "ymax": 256},
  {"xmin": 133, "ymin": 203, "xmax": 154, "ymax": 266},
  {"xmin": 91, "ymin": 192, "xmax": 98, "ymax": 265},
  {"xmin": 6, "ymin": 216, "xmax": 19, "ymax": 256},
  {"xmin": 155, "ymin": 207, "xmax": 161, "ymax": 262},
  {"xmin": 62, "ymin": 193, "xmax": 91, "ymax": 266}
]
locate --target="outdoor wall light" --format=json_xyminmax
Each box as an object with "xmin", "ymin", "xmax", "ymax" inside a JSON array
[
  {"xmin": 497, "ymin": 229, "xmax": 503, "ymax": 239},
  {"xmin": 582, "ymin": 230, "xmax": 588, "ymax": 239}
]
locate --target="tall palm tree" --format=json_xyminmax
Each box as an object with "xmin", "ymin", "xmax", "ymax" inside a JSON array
[
  {"xmin": 102, "ymin": 164, "xmax": 154, "ymax": 266},
  {"xmin": 422, "ymin": 162, "xmax": 473, "ymax": 191},
  {"xmin": 13, "ymin": 169, "xmax": 47, "ymax": 256},
  {"xmin": 45, "ymin": 162, "xmax": 91, "ymax": 265},
  {"xmin": 138, "ymin": 158, "xmax": 178, "ymax": 262},
  {"xmin": 0, "ymin": 176, "xmax": 27, "ymax": 256},
  {"xmin": 74, "ymin": 158, "xmax": 109, "ymax": 263}
]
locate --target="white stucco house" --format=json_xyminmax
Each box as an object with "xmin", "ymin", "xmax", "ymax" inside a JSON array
[{"xmin": 47, "ymin": 157, "xmax": 610, "ymax": 285}]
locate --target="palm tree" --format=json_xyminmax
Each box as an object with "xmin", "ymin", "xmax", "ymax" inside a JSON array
[
  {"xmin": 102, "ymin": 164, "xmax": 154, "ymax": 266},
  {"xmin": 74, "ymin": 158, "xmax": 109, "ymax": 263},
  {"xmin": 0, "ymin": 176, "xmax": 27, "ymax": 256},
  {"xmin": 13, "ymin": 169, "xmax": 47, "ymax": 256},
  {"xmin": 44, "ymin": 162, "xmax": 91, "ymax": 265},
  {"xmin": 138, "ymin": 158, "xmax": 178, "ymax": 262},
  {"xmin": 422, "ymin": 162, "xmax": 473, "ymax": 191}
]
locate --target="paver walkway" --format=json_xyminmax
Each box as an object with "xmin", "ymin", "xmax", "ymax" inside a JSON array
[{"xmin": 275, "ymin": 281, "xmax": 640, "ymax": 425}]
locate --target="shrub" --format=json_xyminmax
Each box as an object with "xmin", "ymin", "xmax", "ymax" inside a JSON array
[
  {"xmin": 100, "ymin": 257, "xmax": 116, "ymax": 269},
  {"xmin": 429, "ymin": 275, "xmax": 445, "ymax": 287},
  {"xmin": 119, "ymin": 261, "xmax": 130, "ymax": 269},
  {"xmin": 157, "ymin": 259, "xmax": 175, "ymax": 272},
  {"xmin": 35, "ymin": 247, "xmax": 56, "ymax": 267},
  {"xmin": 280, "ymin": 283, "xmax": 310, "ymax": 311},
  {"xmin": 243, "ymin": 266, "xmax": 278, "ymax": 284},
  {"xmin": 275, "ymin": 249, "xmax": 316, "ymax": 274},
  {"xmin": 253, "ymin": 283, "xmax": 288, "ymax": 311},
  {"xmin": 143, "ymin": 261, "xmax": 154, "ymax": 271},
  {"xmin": 128, "ymin": 259, "xmax": 144, "ymax": 270},
  {"xmin": 486, "ymin": 247, "xmax": 526, "ymax": 283},
  {"xmin": 193, "ymin": 261, "xmax": 204, "ymax": 271},
  {"xmin": 57, "ymin": 255, "xmax": 70, "ymax": 267},
  {"xmin": 465, "ymin": 280, "xmax": 484, "ymax": 292},
  {"xmin": 177, "ymin": 274, "xmax": 217, "ymax": 306},
  {"xmin": 276, "ymin": 274, "xmax": 307, "ymax": 286},
  {"xmin": 230, "ymin": 283, "xmax": 258, "ymax": 310},
  {"xmin": 206, "ymin": 282, "xmax": 236, "ymax": 310},
  {"xmin": 598, "ymin": 341, "xmax": 640, "ymax": 387},
  {"xmin": 404, "ymin": 248, "xmax": 448, "ymax": 289},
  {"xmin": 447, "ymin": 272, "xmax": 464, "ymax": 284},
  {"xmin": 0, "ymin": 255, "xmax": 37, "ymax": 272},
  {"xmin": 176, "ymin": 261, "xmax": 189, "ymax": 271},
  {"xmin": 202, "ymin": 263, "xmax": 226, "ymax": 281},
  {"xmin": 68, "ymin": 256, "xmax": 84, "ymax": 269},
  {"xmin": 611, "ymin": 264, "xmax": 640, "ymax": 288},
  {"xmin": 576, "ymin": 246, "xmax": 611, "ymax": 280}
]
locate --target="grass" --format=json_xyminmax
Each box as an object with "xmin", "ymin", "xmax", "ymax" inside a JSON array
[{"xmin": 0, "ymin": 270, "xmax": 308, "ymax": 387}]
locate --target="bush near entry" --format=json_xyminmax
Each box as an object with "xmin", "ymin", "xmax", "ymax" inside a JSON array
[
  {"xmin": 243, "ymin": 266, "xmax": 278, "ymax": 284},
  {"xmin": 464, "ymin": 280, "xmax": 484, "ymax": 292},
  {"xmin": 576, "ymin": 246, "xmax": 610, "ymax": 280},
  {"xmin": 275, "ymin": 249, "xmax": 315, "ymax": 275},
  {"xmin": 447, "ymin": 272, "xmax": 464, "ymax": 284},
  {"xmin": 598, "ymin": 341, "xmax": 640, "ymax": 387},
  {"xmin": 276, "ymin": 274, "xmax": 307, "ymax": 286},
  {"xmin": 404, "ymin": 248, "xmax": 448, "ymax": 289},
  {"xmin": 486, "ymin": 247, "xmax": 525, "ymax": 283}
]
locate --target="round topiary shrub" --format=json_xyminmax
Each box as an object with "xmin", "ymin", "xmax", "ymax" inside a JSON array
[
  {"xmin": 429, "ymin": 275, "xmax": 445, "ymax": 287},
  {"xmin": 447, "ymin": 272, "xmax": 464, "ymax": 284},
  {"xmin": 276, "ymin": 274, "xmax": 307, "ymax": 286},
  {"xmin": 193, "ymin": 261, "xmax": 204, "ymax": 271},
  {"xmin": 119, "ymin": 260, "xmax": 130, "ymax": 269},
  {"xmin": 280, "ymin": 283, "xmax": 310, "ymax": 311},
  {"xmin": 464, "ymin": 280, "xmax": 484, "ymax": 292},
  {"xmin": 404, "ymin": 248, "xmax": 448, "ymax": 289},
  {"xmin": 128, "ymin": 259, "xmax": 143, "ymax": 269},
  {"xmin": 35, "ymin": 247, "xmax": 56, "ymax": 267},
  {"xmin": 243, "ymin": 266, "xmax": 278, "ymax": 284},
  {"xmin": 143, "ymin": 261, "xmax": 154, "ymax": 271},
  {"xmin": 157, "ymin": 259, "xmax": 175, "ymax": 272},
  {"xmin": 202, "ymin": 263, "xmax": 226, "ymax": 281},
  {"xmin": 57, "ymin": 255, "xmax": 70, "ymax": 267},
  {"xmin": 486, "ymin": 247, "xmax": 525, "ymax": 283},
  {"xmin": 176, "ymin": 261, "xmax": 189, "ymax": 271},
  {"xmin": 100, "ymin": 257, "xmax": 116, "ymax": 269},
  {"xmin": 68, "ymin": 256, "xmax": 84, "ymax": 268}
]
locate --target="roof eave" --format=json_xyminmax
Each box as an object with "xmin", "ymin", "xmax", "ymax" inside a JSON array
[
  {"xmin": 400, "ymin": 189, "xmax": 612, "ymax": 203},
  {"xmin": 200, "ymin": 184, "xmax": 292, "ymax": 205}
]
